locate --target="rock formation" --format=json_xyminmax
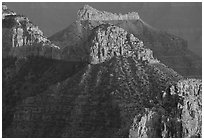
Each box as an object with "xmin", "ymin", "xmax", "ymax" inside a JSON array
[
  {"xmin": 178, "ymin": 79, "xmax": 202, "ymax": 137},
  {"xmin": 3, "ymin": 53, "xmax": 185, "ymax": 137},
  {"xmin": 9, "ymin": 15, "xmax": 59, "ymax": 49},
  {"xmin": 88, "ymin": 24, "xmax": 156, "ymax": 64},
  {"xmin": 50, "ymin": 5, "xmax": 201, "ymax": 78},
  {"xmin": 78, "ymin": 5, "xmax": 140, "ymax": 21},
  {"xmin": 2, "ymin": 4, "xmax": 60, "ymax": 59},
  {"xmin": 2, "ymin": 4, "xmax": 202, "ymax": 138},
  {"xmin": 129, "ymin": 79, "xmax": 202, "ymax": 138}
]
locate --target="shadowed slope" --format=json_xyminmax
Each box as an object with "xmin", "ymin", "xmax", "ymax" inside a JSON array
[{"xmin": 2, "ymin": 4, "xmax": 202, "ymax": 138}]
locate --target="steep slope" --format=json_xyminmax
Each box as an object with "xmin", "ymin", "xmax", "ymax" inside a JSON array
[
  {"xmin": 2, "ymin": 4, "xmax": 60, "ymax": 59},
  {"xmin": 3, "ymin": 23, "xmax": 201, "ymax": 138},
  {"xmin": 49, "ymin": 5, "xmax": 202, "ymax": 78},
  {"xmin": 2, "ymin": 56, "xmax": 85, "ymax": 133},
  {"xmin": 115, "ymin": 19, "xmax": 202, "ymax": 78},
  {"xmin": 2, "ymin": 4, "xmax": 86, "ymax": 136},
  {"xmin": 2, "ymin": 4, "xmax": 202, "ymax": 138}
]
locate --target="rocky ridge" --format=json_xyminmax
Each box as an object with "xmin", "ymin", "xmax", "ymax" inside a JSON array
[
  {"xmin": 88, "ymin": 24, "xmax": 157, "ymax": 64},
  {"xmin": 2, "ymin": 4, "xmax": 202, "ymax": 138},
  {"xmin": 2, "ymin": 4, "xmax": 60, "ymax": 58},
  {"xmin": 78, "ymin": 5, "xmax": 139, "ymax": 21},
  {"xmin": 3, "ymin": 54, "xmax": 184, "ymax": 137},
  {"xmin": 4, "ymin": 53, "xmax": 201, "ymax": 137},
  {"xmin": 50, "ymin": 5, "xmax": 201, "ymax": 77}
]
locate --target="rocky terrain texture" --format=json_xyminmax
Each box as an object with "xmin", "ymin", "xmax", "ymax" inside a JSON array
[
  {"xmin": 50, "ymin": 5, "xmax": 201, "ymax": 78},
  {"xmin": 129, "ymin": 79, "xmax": 202, "ymax": 138},
  {"xmin": 78, "ymin": 5, "xmax": 140, "ymax": 21},
  {"xmin": 2, "ymin": 4, "xmax": 202, "ymax": 138},
  {"xmin": 2, "ymin": 4, "xmax": 60, "ymax": 59},
  {"xmin": 88, "ymin": 24, "xmax": 156, "ymax": 64}
]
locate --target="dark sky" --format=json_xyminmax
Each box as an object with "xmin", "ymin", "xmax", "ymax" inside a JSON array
[{"xmin": 5, "ymin": 2, "xmax": 202, "ymax": 56}]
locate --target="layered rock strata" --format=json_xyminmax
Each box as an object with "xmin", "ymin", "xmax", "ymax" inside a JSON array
[
  {"xmin": 2, "ymin": 4, "xmax": 202, "ymax": 138},
  {"xmin": 50, "ymin": 5, "xmax": 202, "ymax": 78},
  {"xmin": 129, "ymin": 79, "xmax": 202, "ymax": 138},
  {"xmin": 89, "ymin": 24, "xmax": 157, "ymax": 64},
  {"xmin": 78, "ymin": 5, "xmax": 140, "ymax": 21},
  {"xmin": 2, "ymin": 4, "xmax": 60, "ymax": 59}
]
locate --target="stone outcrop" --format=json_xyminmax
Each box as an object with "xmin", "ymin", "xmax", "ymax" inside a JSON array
[
  {"xmin": 3, "ymin": 54, "xmax": 183, "ymax": 138},
  {"xmin": 129, "ymin": 79, "xmax": 202, "ymax": 138},
  {"xmin": 2, "ymin": 4, "xmax": 202, "ymax": 138},
  {"xmin": 89, "ymin": 24, "xmax": 157, "ymax": 64},
  {"xmin": 50, "ymin": 4, "xmax": 201, "ymax": 78},
  {"xmin": 78, "ymin": 5, "xmax": 139, "ymax": 21},
  {"xmin": 2, "ymin": 4, "xmax": 60, "ymax": 59},
  {"xmin": 2, "ymin": 4, "xmax": 16, "ymax": 19},
  {"xmin": 9, "ymin": 15, "xmax": 60, "ymax": 49},
  {"xmin": 129, "ymin": 108, "xmax": 164, "ymax": 138},
  {"xmin": 177, "ymin": 79, "xmax": 202, "ymax": 137}
]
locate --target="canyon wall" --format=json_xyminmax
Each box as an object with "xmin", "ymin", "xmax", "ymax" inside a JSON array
[{"xmin": 89, "ymin": 24, "xmax": 158, "ymax": 64}]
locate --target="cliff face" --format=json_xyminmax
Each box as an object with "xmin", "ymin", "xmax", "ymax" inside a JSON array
[
  {"xmin": 88, "ymin": 24, "xmax": 156, "ymax": 64},
  {"xmin": 4, "ymin": 17, "xmax": 201, "ymax": 138},
  {"xmin": 2, "ymin": 4, "xmax": 202, "ymax": 138},
  {"xmin": 129, "ymin": 79, "xmax": 202, "ymax": 138},
  {"xmin": 122, "ymin": 20, "xmax": 202, "ymax": 78},
  {"xmin": 49, "ymin": 5, "xmax": 201, "ymax": 78},
  {"xmin": 178, "ymin": 79, "xmax": 202, "ymax": 137},
  {"xmin": 2, "ymin": 4, "xmax": 60, "ymax": 59}
]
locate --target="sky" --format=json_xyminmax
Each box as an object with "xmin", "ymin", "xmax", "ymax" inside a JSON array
[{"xmin": 5, "ymin": 2, "xmax": 202, "ymax": 56}]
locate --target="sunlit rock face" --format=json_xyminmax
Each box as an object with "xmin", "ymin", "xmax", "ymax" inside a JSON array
[
  {"xmin": 48, "ymin": 5, "xmax": 141, "ymax": 62},
  {"xmin": 129, "ymin": 79, "xmax": 202, "ymax": 138},
  {"xmin": 89, "ymin": 24, "xmax": 156, "ymax": 64},
  {"xmin": 2, "ymin": 4, "xmax": 202, "ymax": 138},
  {"xmin": 9, "ymin": 16, "xmax": 59, "ymax": 48},
  {"xmin": 177, "ymin": 79, "xmax": 202, "ymax": 138},
  {"xmin": 2, "ymin": 4, "xmax": 60, "ymax": 59},
  {"xmin": 50, "ymin": 5, "xmax": 201, "ymax": 78}
]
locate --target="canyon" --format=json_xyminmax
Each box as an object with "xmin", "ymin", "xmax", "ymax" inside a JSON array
[{"xmin": 2, "ymin": 4, "xmax": 202, "ymax": 138}]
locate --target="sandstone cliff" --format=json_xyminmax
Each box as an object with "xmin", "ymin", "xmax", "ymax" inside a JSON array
[
  {"xmin": 88, "ymin": 24, "xmax": 157, "ymax": 64},
  {"xmin": 2, "ymin": 4, "xmax": 60, "ymax": 59}
]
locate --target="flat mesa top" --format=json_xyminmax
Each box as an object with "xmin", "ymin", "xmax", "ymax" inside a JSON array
[{"xmin": 77, "ymin": 4, "xmax": 140, "ymax": 21}]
